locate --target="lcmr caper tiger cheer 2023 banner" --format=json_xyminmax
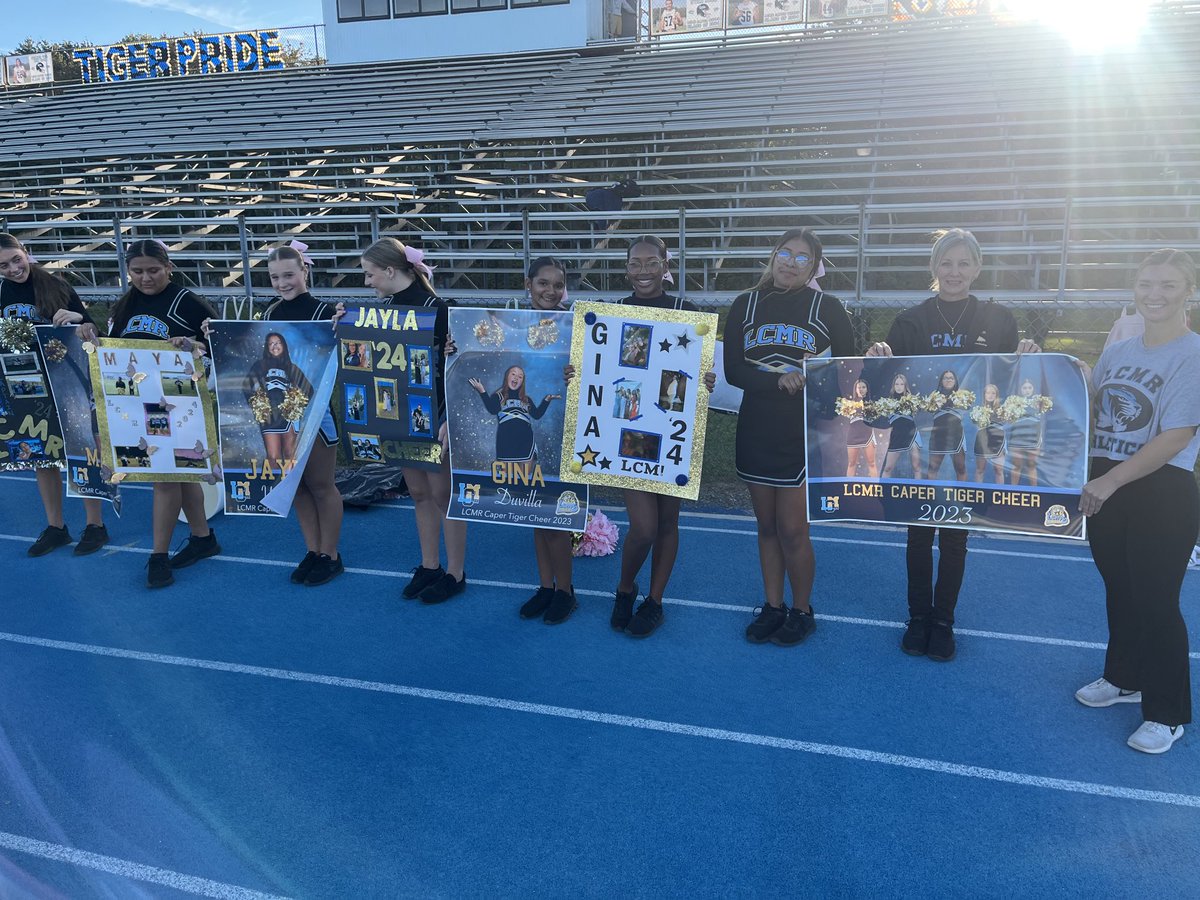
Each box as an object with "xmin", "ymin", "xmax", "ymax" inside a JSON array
[
  {"xmin": 803, "ymin": 353, "xmax": 1089, "ymax": 539},
  {"xmin": 562, "ymin": 302, "xmax": 717, "ymax": 502},
  {"xmin": 444, "ymin": 308, "xmax": 589, "ymax": 531}
]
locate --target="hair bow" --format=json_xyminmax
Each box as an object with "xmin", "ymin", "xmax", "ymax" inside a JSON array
[
  {"xmin": 289, "ymin": 239, "xmax": 314, "ymax": 266},
  {"xmin": 808, "ymin": 259, "xmax": 826, "ymax": 291},
  {"xmin": 404, "ymin": 245, "xmax": 434, "ymax": 280}
]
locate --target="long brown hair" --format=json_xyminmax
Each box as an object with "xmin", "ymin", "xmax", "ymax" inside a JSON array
[
  {"xmin": 753, "ymin": 228, "xmax": 824, "ymax": 291},
  {"xmin": 0, "ymin": 232, "xmax": 72, "ymax": 318},
  {"xmin": 361, "ymin": 237, "xmax": 437, "ymax": 297},
  {"xmin": 110, "ymin": 239, "xmax": 174, "ymax": 333}
]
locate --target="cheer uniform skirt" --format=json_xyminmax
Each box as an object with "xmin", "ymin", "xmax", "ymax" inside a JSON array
[
  {"xmin": 736, "ymin": 396, "xmax": 807, "ymax": 486},
  {"xmin": 929, "ymin": 410, "xmax": 964, "ymax": 454},
  {"xmin": 1008, "ymin": 416, "xmax": 1043, "ymax": 450},
  {"xmin": 974, "ymin": 423, "xmax": 1005, "ymax": 459},
  {"xmin": 887, "ymin": 415, "xmax": 916, "ymax": 451},
  {"xmin": 845, "ymin": 418, "xmax": 873, "ymax": 449}
]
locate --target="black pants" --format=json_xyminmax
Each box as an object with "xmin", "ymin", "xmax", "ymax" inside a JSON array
[
  {"xmin": 906, "ymin": 525, "xmax": 969, "ymax": 624},
  {"xmin": 1087, "ymin": 459, "xmax": 1196, "ymax": 727}
]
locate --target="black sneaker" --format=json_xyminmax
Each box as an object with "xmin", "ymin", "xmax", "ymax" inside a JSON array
[
  {"xmin": 543, "ymin": 588, "xmax": 577, "ymax": 626},
  {"xmin": 901, "ymin": 616, "xmax": 931, "ymax": 656},
  {"xmin": 626, "ymin": 598, "xmax": 664, "ymax": 638},
  {"xmin": 746, "ymin": 604, "xmax": 788, "ymax": 643},
  {"xmin": 169, "ymin": 530, "xmax": 221, "ymax": 569},
  {"xmin": 290, "ymin": 551, "xmax": 318, "ymax": 584},
  {"xmin": 611, "ymin": 582, "xmax": 638, "ymax": 631},
  {"xmin": 520, "ymin": 587, "xmax": 555, "ymax": 619},
  {"xmin": 403, "ymin": 565, "xmax": 444, "ymax": 600},
  {"xmin": 927, "ymin": 620, "xmax": 956, "ymax": 662},
  {"xmin": 305, "ymin": 554, "xmax": 344, "ymax": 587},
  {"xmin": 28, "ymin": 525, "xmax": 71, "ymax": 557},
  {"xmin": 420, "ymin": 571, "xmax": 467, "ymax": 605},
  {"xmin": 146, "ymin": 553, "xmax": 174, "ymax": 588},
  {"xmin": 73, "ymin": 524, "xmax": 109, "ymax": 556},
  {"xmin": 771, "ymin": 605, "xmax": 816, "ymax": 646}
]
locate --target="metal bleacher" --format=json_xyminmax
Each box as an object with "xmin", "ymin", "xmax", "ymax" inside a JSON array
[{"xmin": 0, "ymin": 3, "xmax": 1198, "ymax": 330}]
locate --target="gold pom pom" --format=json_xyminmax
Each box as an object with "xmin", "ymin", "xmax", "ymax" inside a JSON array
[
  {"xmin": 473, "ymin": 318, "xmax": 505, "ymax": 348},
  {"xmin": 0, "ymin": 317, "xmax": 36, "ymax": 353},
  {"xmin": 248, "ymin": 389, "xmax": 273, "ymax": 425},
  {"xmin": 43, "ymin": 339, "xmax": 68, "ymax": 364},
  {"xmin": 279, "ymin": 386, "xmax": 310, "ymax": 423}
]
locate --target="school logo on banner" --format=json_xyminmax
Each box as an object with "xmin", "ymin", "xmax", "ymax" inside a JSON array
[
  {"xmin": 445, "ymin": 308, "xmax": 589, "ymax": 531},
  {"xmin": 803, "ymin": 353, "xmax": 1090, "ymax": 539}
]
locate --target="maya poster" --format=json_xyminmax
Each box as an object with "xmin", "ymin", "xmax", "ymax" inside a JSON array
[
  {"xmin": 562, "ymin": 301, "xmax": 717, "ymax": 502},
  {"xmin": 804, "ymin": 353, "xmax": 1089, "ymax": 539},
  {"xmin": 445, "ymin": 309, "xmax": 589, "ymax": 531},
  {"xmin": 0, "ymin": 329, "xmax": 65, "ymax": 472},
  {"xmin": 88, "ymin": 338, "xmax": 220, "ymax": 483},
  {"xmin": 335, "ymin": 304, "xmax": 442, "ymax": 473},
  {"xmin": 35, "ymin": 326, "xmax": 122, "ymax": 511},
  {"xmin": 208, "ymin": 320, "xmax": 338, "ymax": 516}
]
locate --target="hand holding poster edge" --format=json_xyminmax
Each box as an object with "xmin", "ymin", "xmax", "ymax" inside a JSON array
[{"xmin": 561, "ymin": 300, "xmax": 717, "ymax": 502}]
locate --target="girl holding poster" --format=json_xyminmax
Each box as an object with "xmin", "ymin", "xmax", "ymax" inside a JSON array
[
  {"xmin": 357, "ymin": 237, "xmax": 466, "ymax": 605},
  {"xmin": 1077, "ymin": 248, "xmax": 1199, "ymax": 755},
  {"xmin": 724, "ymin": 228, "xmax": 854, "ymax": 647},
  {"xmin": 107, "ymin": 239, "xmax": 219, "ymax": 589},
  {"xmin": 0, "ymin": 233, "xmax": 109, "ymax": 557},
  {"xmin": 261, "ymin": 244, "xmax": 344, "ymax": 587},
  {"xmin": 866, "ymin": 229, "xmax": 1039, "ymax": 661}
]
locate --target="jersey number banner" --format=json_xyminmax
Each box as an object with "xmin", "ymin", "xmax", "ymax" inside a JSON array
[
  {"xmin": 208, "ymin": 320, "xmax": 338, "ymax": 516},
  {"xmin": 562, "ymin": 301, "xmax": 717, "ymax": 501},
  {"xmin": 445, "ymin": 309, "xmax": 589, "ymax": 531},
  {"xmin": 334, "ymin": 304, "xmax": 442, "ymax": 473},
  {"xmin": 88, "ymin": 338, "xmax": 220, "ymax": 483},
  {"xmin": 34, "ymin": 326, "xmax": 122, "ymax": 511},
  {"xmin": 804, "ymin": 353, "xmax": 1089, "ymax": 539},
  {"xmin": 0, "ymin": 327, "xmax": 65, "ymax": 472}
]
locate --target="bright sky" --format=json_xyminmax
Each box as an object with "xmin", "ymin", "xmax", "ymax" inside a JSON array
[{"xmin": 3, "ymin": 0, "xmax": 325, "ymax": 53}]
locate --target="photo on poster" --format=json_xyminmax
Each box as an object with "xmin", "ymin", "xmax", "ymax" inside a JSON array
[
  {"xmin": 114, "ymin": 444, "xmax": 152, "ymax": 468},
  {"xmin": 619, "ymin": 428, "xmax": 662, "ymax": 462},
  {"xmin": 6, "ymin": 374, "xmax": 48, "ymax": 398},
  {"xmin": 612, "ymin": 380, "xmax": 642, "ymax": 420},
  {"xmin": 349, "ymin": 433, "xmax": 383, "ymax": 462},
  {"xmin": 408, "ymin": 347, "xmax": 431, "ymax": 387},
  {"xmin": 1, "ymin": 352, "xmax": 40, "ymax": 375},
  {"xmin": 408, "ymin": 395, "xmax": 433, "ymax": 437},
  {"xmin": 161, "ymin": 370, "xmax": 197, "ymax": 397},
  {"xmin": 729, "ymin": 0, "xmax": 764, "ymax": 26},
  {"xmin": 619, "ymin": 323, "xmax": 652, "ymax": 368},
  {"xmin": 652, "ymin": 0, "xmax": 687, "ymax": 33},
  {"xmin": 375, "ymin": 377, "xmax": 399, "ymax": 420},
  {"xmin": 657, "ymin": 370, "xmax": 687, "ymax": 411},
  {"xmin": 7, "ymin": 438, "xmax": 46, "ymax": 462},
  {"xmin": 344, "ymin": 383, "xmax": 367, "ymax": 425},
  {"xmin": 174, "ymin": 447, "xmax": 209, "ymax": 469},
  {"xmin": 101, "ymin": 371, "xmax": 140, "ymax": 396},
  {"xmin": 144, "ymin": 401, "xmax": 172, "ymax": 436},
  {"xmin": 341, "ymin": 339, "xmax": 372, "ymax": 371}
]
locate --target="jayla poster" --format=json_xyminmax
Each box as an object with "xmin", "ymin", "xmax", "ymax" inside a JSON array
[{"xmin": 445, "ymin": 308, "xmax": 588, "ymax": 531}]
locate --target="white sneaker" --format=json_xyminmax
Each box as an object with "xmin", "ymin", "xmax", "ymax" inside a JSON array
[
  {"xmin": 1127, "ymin": 721, "xmax": 1184, "ymax": 755},
  {"xmin": 1075, "ymin": 677, "xmax": 1142, "ymax": 708}
]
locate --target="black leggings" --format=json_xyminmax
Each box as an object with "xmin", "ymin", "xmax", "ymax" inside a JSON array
[
  {"xmin": 1087, "ymin": 459, "xmax": 1196, "ymax": 726},
  {"xmin": 906, "ymin": 526, "xmax": 969, "ymax": 624}
]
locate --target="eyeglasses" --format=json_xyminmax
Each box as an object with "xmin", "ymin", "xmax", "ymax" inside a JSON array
[
  {"xmin": 776, "ymin": 250, "xmax": 812, "ymax": 265},
  {"xmin": 626, "ymin": 258, "xmax": 665, "ymax": 274}
]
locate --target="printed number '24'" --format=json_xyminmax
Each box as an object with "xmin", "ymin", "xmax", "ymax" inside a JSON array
[
  {"xmin": 666, "ymin": 419, "xmax": 687, "ymax": 465},
  {"xmin": 372, "ymin": 341, "xmax": 408, "ymax": 371}
]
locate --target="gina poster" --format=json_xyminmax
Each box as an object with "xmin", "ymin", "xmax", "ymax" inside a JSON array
[
  {"xmin": 445, "ymin": 308, "xmax": 588, "ymax": 531},
  {"xmin": 334, "ymin": 304, "xmax": 442, "ymax": 473},
  {"xmin": 562, "ymin": 301, "xmax": 717, "ymax": 501},
  {"xmin": 88, "ymin": 338, "xmax": 220, "ymax": 483},
  {"xmin": 207, "ymin": 320, "xmax": 338, "ymax": 516},
  {"xmin": 803, "ymin": 353, "xmax": 1089, "ymax": 538},
  {"xmin": 34, "ymin": 326, "xmax": 122, "ymax": 511}
]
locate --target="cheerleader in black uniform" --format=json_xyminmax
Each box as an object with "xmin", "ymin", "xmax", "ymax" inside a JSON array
[
  {"xmin": 1008, "ymin": 378, "xmax": 1044, "ymax": 487},
  {"xmin": 881, "ymin": 373, "xmax": 921, "ymax": 479},
  {"xmin": 724, "ymin": 228, "xmax": 855, "ymax": 645},
  {"xmin": 566, "ymin": 236, "xmax": 716, "ymax": 638},
  {"xmin": 866, "ymin": 228, "xmax": 1040, "ymax": 660},
  {"xmin": 260, "ymin": 244, "xmax": 344, "ymax": 586},
  {"xmin": 245, "ymin": 332, "xmax": 312, "ymax": 461},
  {"xmin": 0, "ymin": 233, "xmax": 109, "ymax": 557},
  {"xmin": 972, "ymin": 383, "xmax": 1006, "ymax": 484},
  {"xmin": 844, "ymin": 379, "xmax": 879, "ymax": 478},
  {"xmin": 470, "ymin": 366, "xmax": 558, "ymax": 459},
  {"xmin": 108, "ymin": 239, "xmax": 220, "ymax": 588},
  {"xmin": 339, "ymin": 237, "xmax": 466, "ymax": 604},
  {"xmin": 925, "ymin": 369, "xmax": 967, "ymax": 481}
]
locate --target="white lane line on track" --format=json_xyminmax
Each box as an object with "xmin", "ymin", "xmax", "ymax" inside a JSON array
[
  {"xmin": 0, "ymin": 830, "xmax": 289, "ymax": 900},
  {"xmin": 1, "ymin": 630, "xmax": 1196, "ymax": 811},
  {"xmin": 2, "ymin": 533, "xmax": 1192, "ymax": 658}
]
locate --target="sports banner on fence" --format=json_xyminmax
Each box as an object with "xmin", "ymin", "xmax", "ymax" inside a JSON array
[
  {"xmin": 88, "ymin": 338, "xmax": 220, "ymax": 483},
  {"xmin": 807, "ymin": 0, "xmax": 889, "ymax": 21},
  {"xmin": 562, "ymin": 301, "xmax": 717, "ymax": 501},
  {"xmin": 0, "ymin": 321, "xmax": 65, "ymax": 471},
  {"xmin": 804, "ymin": 353, "xmax": 1089, "ymax": 538},
  {"xmin": 35, "ymin": 326, "xmax": 121, "ymax": 511},
  {"xmin": 445, "ymin": 309, "xmax": 589, "ymax": 531},
  {"xmin": 208, "ymin": 321, "xmax": 338, "ymax": 516},
  {"xmin": 334, "ymin": 304, "xmax": 442, "ymax": 473},
  {"xmin": 651, "ymin": 0, "xmax": 723, "ymax": 34}
]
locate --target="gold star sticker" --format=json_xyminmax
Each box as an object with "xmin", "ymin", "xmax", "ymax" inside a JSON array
[{"xmin": 577, "ymin": 445, "xmax": 599, "ymax": 467}]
